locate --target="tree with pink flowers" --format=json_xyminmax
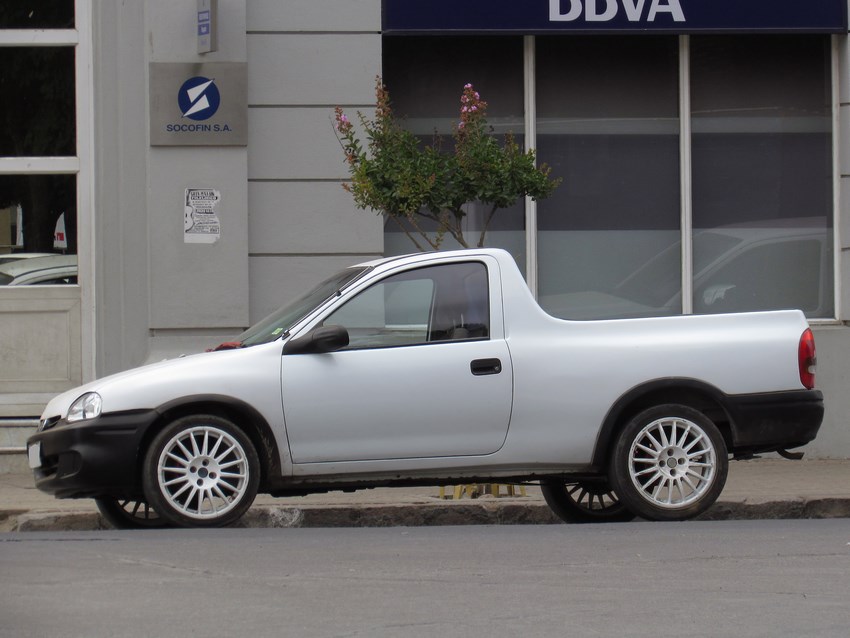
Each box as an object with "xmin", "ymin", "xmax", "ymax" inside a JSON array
[{"xmin": 335, "ymin": 78, "xmax": 560, "ymax": 251}]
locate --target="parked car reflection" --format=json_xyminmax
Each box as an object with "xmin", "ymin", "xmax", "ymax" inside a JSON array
[
  {"xmin": 0, "ymin": 254, "xmax": 77, "ymax": 285},
  {"xmin": 0, "ymin": 252, "xmax": 56, "ymax": 266},
  {"xmin": 542, "ymin": 218, "xmax": 832, "ymax": 320}
]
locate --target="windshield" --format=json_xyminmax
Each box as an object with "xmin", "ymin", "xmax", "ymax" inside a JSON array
[{"xmin": 236, "ymin": 267, "xmax": 369, "ymax": 347}]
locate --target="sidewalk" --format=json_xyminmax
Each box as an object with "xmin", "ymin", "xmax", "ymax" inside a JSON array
[{"xmin": 1, "ymin": 459, "xmax": 848, "ymax": 531}]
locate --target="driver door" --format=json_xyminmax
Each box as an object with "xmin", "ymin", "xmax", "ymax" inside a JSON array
[{"xmin": 281, "ymin": 260, "xmax": 513, "ymax": 464}]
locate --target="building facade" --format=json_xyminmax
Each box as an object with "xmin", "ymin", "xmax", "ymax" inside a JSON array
[{"xmin": 1, "ymin": 0, "xmax": 849, "ymax": 466}]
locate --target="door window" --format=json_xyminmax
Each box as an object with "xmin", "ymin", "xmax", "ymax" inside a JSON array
[{"xmin": 323, "ymin": 262, "xmax": 490, "ymax": 349}]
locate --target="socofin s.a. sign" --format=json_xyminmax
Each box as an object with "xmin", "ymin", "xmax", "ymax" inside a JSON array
[{"xmin": 149, "ymin": 63, "xmax": 247, "ymax": 146}]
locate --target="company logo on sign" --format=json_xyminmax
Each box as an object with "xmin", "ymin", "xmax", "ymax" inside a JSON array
[
  {"xmin": 549, "ymin": 0, "xmax": 685, "ymax": 22},
  {"xmin": 178, "ymin": 76, "xmax": 221, "ymax": 121},
  {"xmin": 151, "ymin": 62, "xmax": 247, "ymax": 145}
]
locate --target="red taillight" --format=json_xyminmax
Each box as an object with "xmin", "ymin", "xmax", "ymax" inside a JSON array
[{"xmin": 798, "ymin": 328, "xmax": 817, "ymax": 390}]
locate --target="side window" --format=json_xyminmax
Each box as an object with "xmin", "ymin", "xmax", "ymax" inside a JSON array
[{"xmin": 323, "ymin": 262, "xmax": 490, "ymax": 349}]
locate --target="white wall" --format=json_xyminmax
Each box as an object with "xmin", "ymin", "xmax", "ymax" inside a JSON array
[
  {"xmin": 245, "ymin": 0, "xmax": 383, "ymax": 323},
  {"xmin": 93, "ymin": 0, "xmax": 151, "ymax": 375},
  {"xmin": 91, "ymin": 0, "xmax": 383, "ymax": 368}
]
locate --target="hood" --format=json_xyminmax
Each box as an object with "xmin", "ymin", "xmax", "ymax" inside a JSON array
[{"xmin": 40, "ymin": 342, "xmax": 284, "ymax": 421}]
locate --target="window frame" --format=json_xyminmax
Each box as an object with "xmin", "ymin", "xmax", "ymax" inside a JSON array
[{"xmin": 0, "ymin": 0, "xmax": 96, "ymax": 379}]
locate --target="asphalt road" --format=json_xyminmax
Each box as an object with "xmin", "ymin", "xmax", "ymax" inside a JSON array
[{"xmin": 2, "ymin": 520, "xmax": 849, "ymax": 638}]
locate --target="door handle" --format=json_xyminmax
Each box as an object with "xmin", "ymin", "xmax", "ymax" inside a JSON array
[{"xmin": 470, "ymin": 358, "xmax": 502, "ymax": 376}]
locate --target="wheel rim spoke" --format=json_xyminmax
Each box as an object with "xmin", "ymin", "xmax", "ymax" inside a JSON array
[
  {"xmin": 628, "ymin": 415, "xmax": 718, "ymax": 510},
  {"xmin": 635, "ymin": 443, "xmax": 657, "ymax": 457},
  {"xmin": 562, "ymin": 481, "xmax": 624, "ymax": 515},
  {"xmin": 157, "ymin": 424, "xmax": 249, "ymax": 520}
]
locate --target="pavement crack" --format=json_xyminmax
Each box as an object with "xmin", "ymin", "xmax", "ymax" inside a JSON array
[{"xmin": 114, "ymin": 555, "xmax": 231, "ymax": 577}]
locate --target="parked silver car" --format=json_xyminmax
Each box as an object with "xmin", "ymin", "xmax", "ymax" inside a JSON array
[{"xmin": 27, "ymin": 249, "xmax": 823, "ymax": 528}]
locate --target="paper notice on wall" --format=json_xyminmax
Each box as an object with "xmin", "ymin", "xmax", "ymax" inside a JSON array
[{"xmin": 184, "ymin": 188, "xmax": 221, "ymax": 243}]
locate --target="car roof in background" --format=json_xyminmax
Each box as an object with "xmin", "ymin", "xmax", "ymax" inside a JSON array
[
  {"xmin": 0, "ymin": 254, "xmax": 77, "ymax": 278},
  {"xmin": 0, "ymin": 252, "xmax": 54, "ymax": 265}
]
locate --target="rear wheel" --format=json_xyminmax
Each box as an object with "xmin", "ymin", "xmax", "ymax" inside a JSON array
[
  {"xmin": 542, "ymin": 479, "xmax": 635, "ymax": 523},
  {"xmin": 95, "ymin": 496, "xmax": 168, "ymax": 529},
  {"xmin": 143, "ymin": 415, "xmax": 260, "ymax": 528},
  {"xmin": 609, "ymin": 404, "xmax": 728, "ymax": 521}
]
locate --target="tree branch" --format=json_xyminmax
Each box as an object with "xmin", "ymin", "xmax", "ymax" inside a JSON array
[{"xmin": 477, "ymin": 204, "xmax": 499, "ymax": 248}]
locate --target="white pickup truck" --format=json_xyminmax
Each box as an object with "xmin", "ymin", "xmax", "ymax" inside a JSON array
[{"xmin": 28, "ymin": 248, "xmax": 823, "ymax": 528}]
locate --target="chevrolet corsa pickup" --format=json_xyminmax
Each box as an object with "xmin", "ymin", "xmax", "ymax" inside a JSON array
[{"xmin": 27, "ymin": 249, "xmax": 824, "ymax": 528}]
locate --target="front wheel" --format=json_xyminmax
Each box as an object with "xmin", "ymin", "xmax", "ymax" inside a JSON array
[
  {"xmin": 142, "ymin": 415, "xmax": 260, "ymax": 528},
  {"xmin": 542, "ymin": 479, "xmax": 635, "ymax": 524},
  {"xmin": 609, "ymin": 404, "xmax": 728, "ymax": 522}
]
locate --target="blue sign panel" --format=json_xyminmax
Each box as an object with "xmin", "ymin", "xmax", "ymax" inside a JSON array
[{"xmin": 383, "ymin": 0, "xmax": 848, "ymax": 34}]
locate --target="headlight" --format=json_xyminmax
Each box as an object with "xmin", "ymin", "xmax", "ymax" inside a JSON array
[{"xmin": 67, "ymin": 392, "xmax": 103, "ymax": 423}]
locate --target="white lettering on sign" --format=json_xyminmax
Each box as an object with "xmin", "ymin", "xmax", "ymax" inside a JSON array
[{"xmin": 549, "ymin": 0, "xmax": 685, "ymax": 23}]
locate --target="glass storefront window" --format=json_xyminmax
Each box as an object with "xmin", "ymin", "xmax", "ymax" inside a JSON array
[
  {"xmin": 0, "ymin": 39, "xmax": 77, "ymax": 284},
  {"xmin": 0, "ymin": 47, "xmax": 77, "ymax": 157},
  {"xmin": 536, "ymin": 36, "xmax": 681, "ymax": 320},
  {"xmin": 0, "ymin": 174, "xmax": 77, "ymax": 285},
  {"xmin": 690, "ymin": 35, "xmax": 833, "ymax": 318},
  {"xmin": 0, "ymin": 2, "xmax": 74, "ymax": 29},
  {"xmin": 383, "ymin": 37, "xmax": 526, "ymax": 265},
  {"xmin": 0, "ymin": 174, "xmax": 76, "ymax": 250},
  {"xmin": 382, "ymin": 33, "xmax": 835, "ymax": 321}
]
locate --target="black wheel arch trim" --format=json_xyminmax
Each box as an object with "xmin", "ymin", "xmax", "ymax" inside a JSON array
[
  {"xmin": 144, "ymin": 394, "xmax": 284, "ymax": 489},
  {"xmin": 592, "ymin": 378, "xmax": 728, "ymax": 467},
  {"xmin": 591, "ymin": 378, "xmax": 824, "ymax": 467}
]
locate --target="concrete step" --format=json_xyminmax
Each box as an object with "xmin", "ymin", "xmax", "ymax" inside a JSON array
[{"xmin": 0, "ymin": 419, "xmax": 38, "ymax": 473}]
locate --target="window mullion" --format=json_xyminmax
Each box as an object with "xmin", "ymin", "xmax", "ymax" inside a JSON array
[
  {"xmin": 0, "ymin": 157, "xmax": 80, "ymax": 174},
  {"xmin": 0, "ymin": 29, "xmax": 78, "ymax": 46},
  {"xmin": 831, "ymin": 34, "xmax": 841, "ymax": 321},
  {"xmin": 679, "ymin": 35, "xmax": 693, "ymax": 315},
  {"xmin": 524, "ymin": 35, "xmax": 538, "ymax": 298}
]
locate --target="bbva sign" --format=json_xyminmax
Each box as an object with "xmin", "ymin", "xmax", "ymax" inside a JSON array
[{"xmin": 550, "ymin": 0, "xmax": 685, "ymax": 23}]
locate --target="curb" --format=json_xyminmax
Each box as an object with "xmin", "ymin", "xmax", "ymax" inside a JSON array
[{"xmin": 4, "ymin": 498, "xmax": 849, "ymax": 532}]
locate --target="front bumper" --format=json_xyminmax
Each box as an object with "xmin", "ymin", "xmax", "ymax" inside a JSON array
[
  {"xmin": 27, "ymin": 410, "xmax": 160, "ymax": 499},
  {"xmin": 726, "ymin": 390, "xmax": 824, "ymax": 455}
]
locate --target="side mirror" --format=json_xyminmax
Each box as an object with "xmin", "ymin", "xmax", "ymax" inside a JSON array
[{"xmin": 282, "ymin": 325, "xmax": 349, "ymax": 355}]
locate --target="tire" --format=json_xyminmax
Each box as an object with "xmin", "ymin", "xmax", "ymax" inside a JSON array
[
  {"xmin": 142, "ymin": 415, "xmax": 260, "ymax": 528},
  {"xmin": 608, "ymin": 404, "xmax": 728, "ymax": 522},
  {"xmin": 542, "ymin": 479, "xmax": 636, "ymax": 524},
  {"xmin": 95, "ymin": 496, "xmax": 169, "ymax": 529}
]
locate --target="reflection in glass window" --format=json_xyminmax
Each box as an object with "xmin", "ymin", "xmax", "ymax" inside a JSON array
[
  {"xmin": 0, "ymin": 2, "xmax": 74, "ymax": 29},
  {"xmin": 324, "ymin": 262, "xmax": 490, "ymax": 349},
  {"xmin": 382, "ymin": 37, "xmax": 526, "ymax": 265},
  {"xmin": 536, "ymin": 36, "xmax": 681, "ymax": 320},
  {"xmin": 0, "ymin": 47, "xmax": 76, "ymax": 157},
  {"xmin": 691, "ymin": 35, "xmax": 833, "ymax": 319},
  {"xmin": 0, "ymin": 175, "xmax": 77, "ymax": 261},
  {"xmin": 0, "ymin": 254, "xmax": 77, "ymax": 286}
]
